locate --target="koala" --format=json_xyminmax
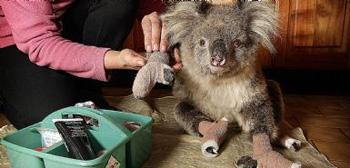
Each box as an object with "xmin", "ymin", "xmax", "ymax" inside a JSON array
[{"xmin": 160, "ymin": 1, "xmax": 302, "ymax": 168}]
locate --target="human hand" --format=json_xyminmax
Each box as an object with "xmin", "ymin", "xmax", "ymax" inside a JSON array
[
  {"xmin": 141, "ymin": 12, "xmax": 168, "ymax": 53},
  {"xmin": 104, "ymin": 49, "xmax": 147, "ymax": 70},
  {"xmin": 142, "ymin": 12, "xmax": 182, "ymax": 71},
  {"xmin": 172, "ymin": 48, "xmax": 182, "ymax": 72}
]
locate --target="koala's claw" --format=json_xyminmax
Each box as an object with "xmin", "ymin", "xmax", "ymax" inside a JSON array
[
  {"xmin": 290, "ymin": 141, "xmax": 301, "ymax": 151},
  {"xmin": 281, "ymin": 136, "xmax": 302, "ymax": 152},
  {"xmin": 237, "ymin": 156, "xmax": 257, "ymax": 168},
  {"xmin": 205, "ymin": 146, "xmax": 217, "ymax": 155},
  {"xmin": 159, "ymin": 66, "xmax": 174, "ymax": 85},
  {"xmin": 164, "ymin": 68, "xmax": 175, "ymax": 85}
]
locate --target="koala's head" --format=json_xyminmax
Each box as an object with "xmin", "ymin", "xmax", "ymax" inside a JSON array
[{"xmin": 162, "ymin": 1, "xmax": 278, "ymax": 76}]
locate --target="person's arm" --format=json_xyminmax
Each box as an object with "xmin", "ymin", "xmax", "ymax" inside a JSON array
[{"xmin": 0, "ymin": 0, "xmax": 110, "ymax": 81}]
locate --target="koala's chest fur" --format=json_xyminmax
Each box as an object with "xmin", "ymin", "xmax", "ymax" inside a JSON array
[{"xmin": 174, "ymin": 69, "xmax": 259, "ymax": 126}]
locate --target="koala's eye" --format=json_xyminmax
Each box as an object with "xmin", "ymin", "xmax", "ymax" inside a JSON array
[
  {"xmin": 233, "ymin": 39, "xmax": 242, "ymax": 48},
  {"xmin": 199, "ymin": 39, "xmax": 206, "ymax": 47}
]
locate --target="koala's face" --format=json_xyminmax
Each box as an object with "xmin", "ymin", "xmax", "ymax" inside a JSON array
[
  {"xmin": 163, "ymin": 1, "xmax": 278, "ymax": 76},
  {"xmin": 191, "ymin": 9, "xmax": 251, "ymax": 75}
]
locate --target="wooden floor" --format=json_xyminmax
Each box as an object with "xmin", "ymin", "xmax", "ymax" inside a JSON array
[
  {"xmin": 1, "ymin": 88, "xmax": 350, "ymax": 167},
  {"xmin": 282, "ymin": 94, "xmax": 350, "ymax": 168}
]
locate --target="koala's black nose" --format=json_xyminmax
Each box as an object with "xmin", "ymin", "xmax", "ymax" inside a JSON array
[{"xmin": 211, "ymin": 39, "xmax": 227, "ymax": 66}]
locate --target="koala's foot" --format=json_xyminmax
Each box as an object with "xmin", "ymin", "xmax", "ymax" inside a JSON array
[
  {"xmin": 253, "ymin": 133, "xmax": 301, "ymax": 168},
  {"xmin": 280, "ymin": 135, "xmax": 302, "ymax": 152},
  {"xmin": 236, "ymin": 155, "xmax": 301, "ymax": 168},
  {"xmin": 237, "ymin": 156, "xmax": 257, "ymax": 168},
  {"xmin": 255, "ymin": 149, "xmax": 301, "ymax": 168},
  {"xmin": 198, "ymin": 118, "xmax": 229, "ymax": 158}
]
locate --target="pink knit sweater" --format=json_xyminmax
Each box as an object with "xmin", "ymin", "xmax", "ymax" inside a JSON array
[{"xmin": 0, "ymin": 0, "xmax": 165, "ymax": 81}]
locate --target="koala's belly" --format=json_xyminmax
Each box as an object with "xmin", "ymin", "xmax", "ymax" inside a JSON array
[{"xmin": 187, "ymin": 80, "xmax": 255, "ymax": 124}]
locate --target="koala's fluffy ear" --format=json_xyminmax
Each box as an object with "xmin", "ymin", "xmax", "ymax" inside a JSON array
[
  {"xmin": 240, "ymin": 1, "xmax": 279, "ymax": 53},
  {"xmin": 161, "ymin": 1, "xmax": 210, "ymax": 48}
]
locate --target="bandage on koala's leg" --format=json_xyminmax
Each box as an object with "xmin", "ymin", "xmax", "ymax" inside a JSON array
[
  {"xmin": 253, "ymin": 133, "xmax": 301, "ymax": 168},
  {"xmin": 198, "ymin": 118, "xmax": 229, "ymax": 158},
  {"xmin": 174, "ymin": 101, "xmax": 212, "ymax": 136}
]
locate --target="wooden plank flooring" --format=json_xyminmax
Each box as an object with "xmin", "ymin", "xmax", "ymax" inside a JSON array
[{"xmin": 284, "ymin": 94, "xmax": 350, "ymax": 167}]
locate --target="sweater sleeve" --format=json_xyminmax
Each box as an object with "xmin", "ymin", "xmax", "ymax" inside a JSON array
[
  {"xmin": 0, "ymin": 0, "xmax": 110, "ymax": 81},
  {"xmin": 137, "ymin": 0, "xmax": 166, "ymax": 20}
]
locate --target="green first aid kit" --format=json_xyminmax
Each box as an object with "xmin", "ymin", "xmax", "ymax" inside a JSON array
[{"xmin": 1, "ymin": 107, "xmax": 153, "ymax": 168}]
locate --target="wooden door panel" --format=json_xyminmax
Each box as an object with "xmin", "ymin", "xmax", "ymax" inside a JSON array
[
  {"xmin": 280, "ymin": 0, "xmax": 350, "ymax": 69},
  {"xmin": 290, "ymin": 0, "xmax": 346, "ymax": 47},
  {"xmin": 290, "ymin": 0, "xmax": 317, "ymax": 47},
  {"xmin": 315, "ymin": 0, "xmax": 346, "ymax": 47}
]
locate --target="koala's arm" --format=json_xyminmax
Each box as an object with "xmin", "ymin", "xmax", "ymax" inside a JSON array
[
  {"xmin": 172, "ymin": 73, "xmax": 192, "ymax": 101},
  {"xmin": 132, "ymin": 52, "xmax": 174, "ymax": 99},
  {"xmin": 266, "ymin": 80, "xmax": 284, "ymax": 124},
  {"xmin": 239, "ymin": 73, "xmax": 277, "ymax": 137}
]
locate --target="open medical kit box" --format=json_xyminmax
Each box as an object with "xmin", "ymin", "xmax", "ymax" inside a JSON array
[{"xmin": 1, "ymin": 106, "xmax": 153, "ymax": 168}]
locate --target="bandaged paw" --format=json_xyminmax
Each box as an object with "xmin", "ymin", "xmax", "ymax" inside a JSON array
[
  {"xmin": 198, "ymin": 118, "xmax": 229, "ymax": 158},
  {"xmin": 254, "ymin": 149, "xmax": 294, "ymax": 168},
  {"xmin": 253, "ymin": 133, "xmax": 301, "ymax": 168},
  {"xmin": 132, "ymin": 52, "xmax": 173, "ymax": 99}
]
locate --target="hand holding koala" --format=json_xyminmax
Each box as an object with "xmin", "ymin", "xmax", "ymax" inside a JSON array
[{"xmin": 133, "ymin": 10, "xmax": 182, "ymax": 99}]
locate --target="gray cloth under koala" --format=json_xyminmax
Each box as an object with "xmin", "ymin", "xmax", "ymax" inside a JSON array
[{"xmin": 109, "ymin": 95, "xmax": 335, "ymax": 168}]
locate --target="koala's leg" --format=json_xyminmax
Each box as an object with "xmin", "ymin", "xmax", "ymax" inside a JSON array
[
  {"xmin": 267, "ymin": 80, "xmax": 302, "ymax": 151},
  {"xmin": 198, "ymin": 118, "xmax": 229, "ymax": 158},
  {"xmin": 174, "ymin": 101, "xmax": 213, "ymax": 136},
  {"xmin": 175, "ymin": 101, "xmax": 229, "ymax": 157},
  {"xmin": 237, "ymin": 99, "xmax": 301, "ymax": 168}
]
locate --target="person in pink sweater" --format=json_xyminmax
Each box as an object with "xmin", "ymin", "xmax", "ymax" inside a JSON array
[{"xmin": 0, "ymin": 0, "xmax": 181, "ymax": 128}]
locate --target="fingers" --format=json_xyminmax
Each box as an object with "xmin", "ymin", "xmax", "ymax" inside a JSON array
[
  {"xmin": 150, "ymin": 14, "xmax": 161, "ymax": 51},
  {"xmin": 141, "ymin": 15, "xmax": 152, "ymax": 52},
  {"xmin": 104, "ymin": 49, "xmax": 147, "ymax": 70},
  {"xmin": 174, "ymin": 48, "xmax": 181, "ymax": 63},
  {"xmin": 160, "ymin": 22, "xmax": 168, "ymax": 52},
  {"xmin": 172, "ymin": 48, "xmax": 182, "ymax": 71},
  {"xmin": 127, "ymin": 50, "xmax": 147, "ymax": 68},
  {"xmin": 142, "ymin": 12, "xmax": 167, "ymax": 52},
  {"xmin": 173, "ymin": 64, "xmax": 182, "ymax": 71}
]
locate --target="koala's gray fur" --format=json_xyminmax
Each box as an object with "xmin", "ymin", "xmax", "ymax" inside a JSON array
[{"xmin": 161, "ymin": 0, "xmax": 298, "ymax": 152}]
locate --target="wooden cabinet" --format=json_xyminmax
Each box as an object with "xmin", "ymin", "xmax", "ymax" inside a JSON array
[{"xmin": 273, "ymin": 0, "xmax": 350, "ymax": 69}]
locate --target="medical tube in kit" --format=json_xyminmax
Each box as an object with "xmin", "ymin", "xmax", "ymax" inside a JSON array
[{"xmin": 53, "ymin": 118, "xmax": 97, "ymax": 160}]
